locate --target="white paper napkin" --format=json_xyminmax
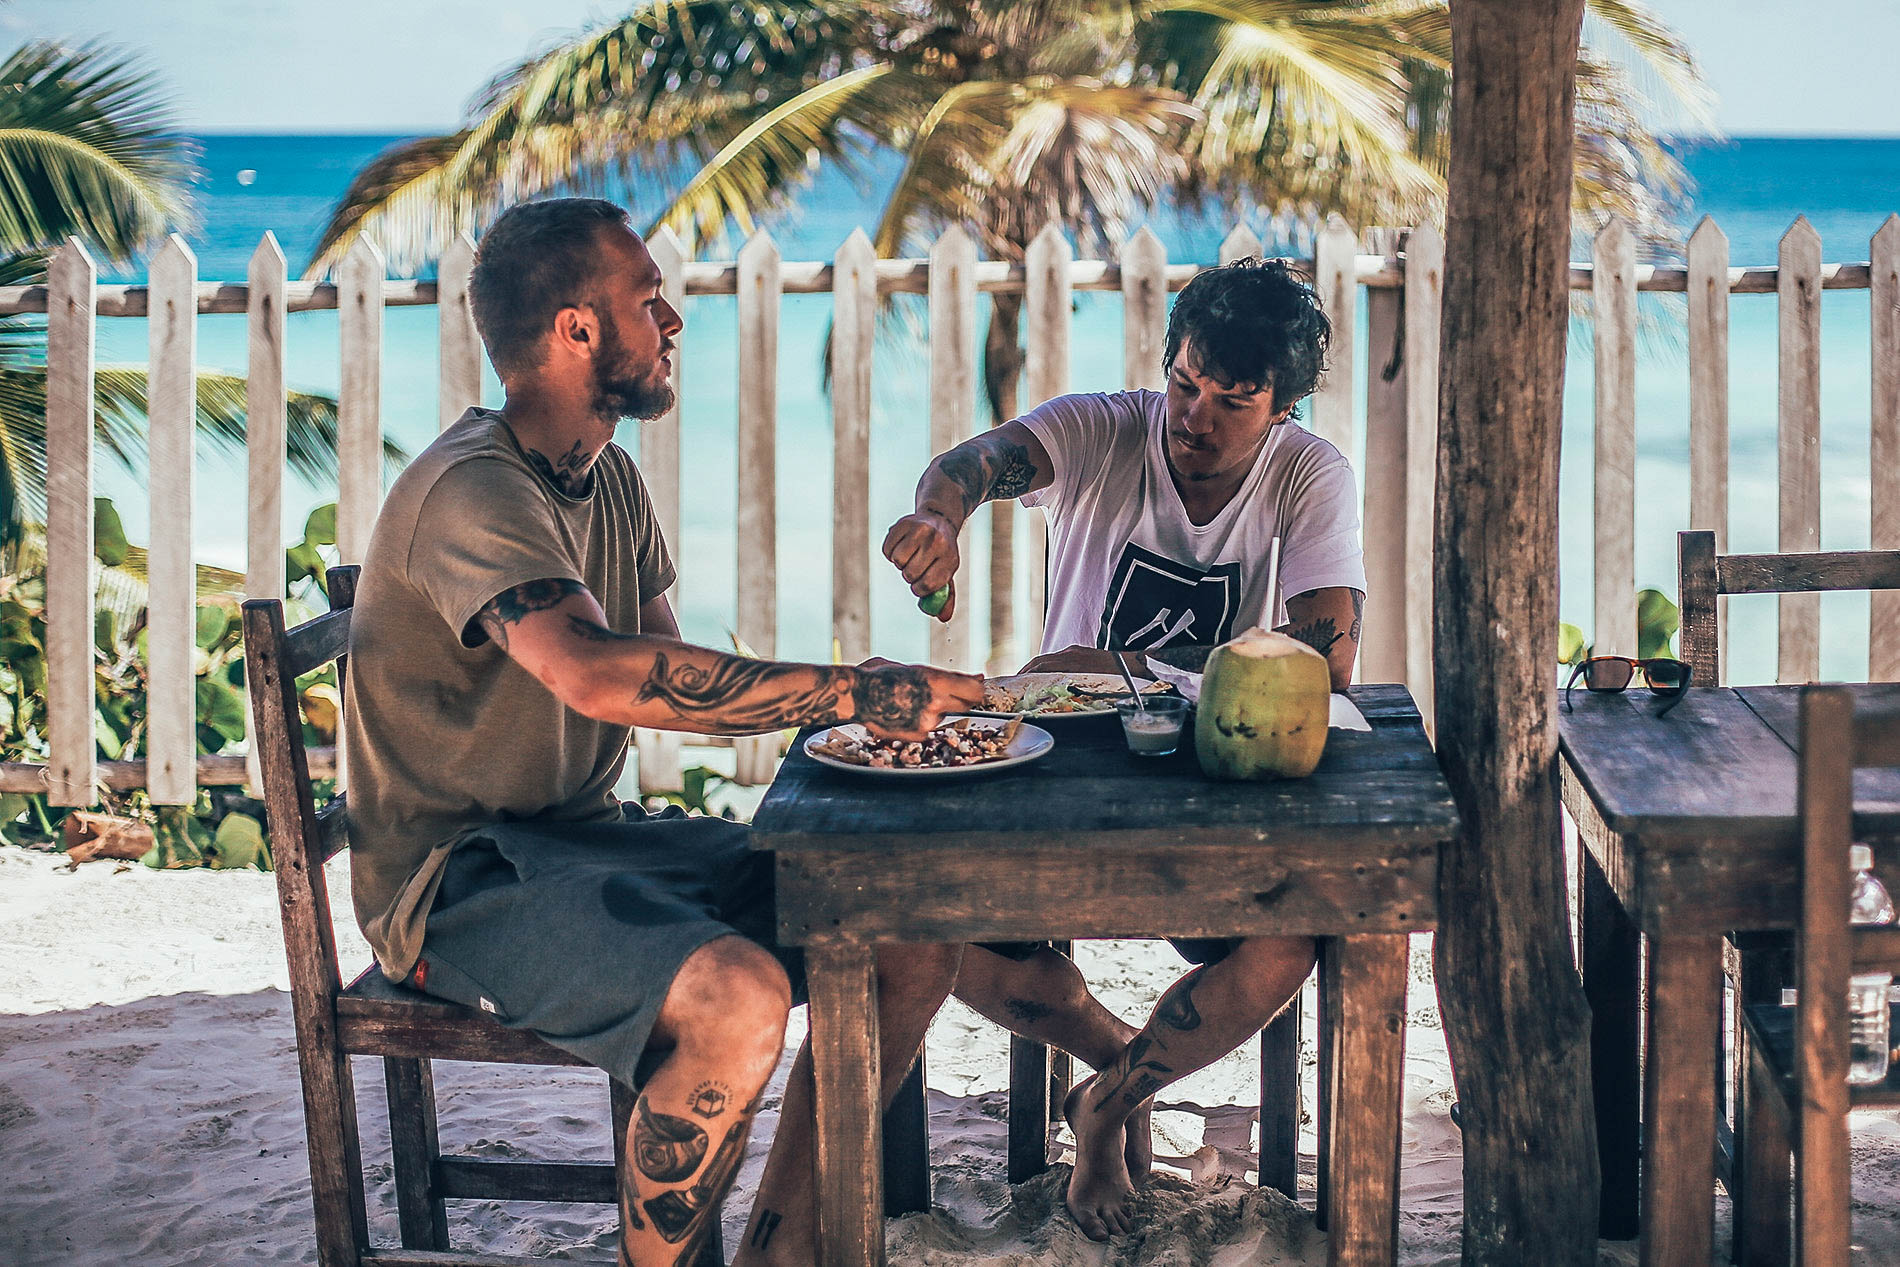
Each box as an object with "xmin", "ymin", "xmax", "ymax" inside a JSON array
[{"xmin": 1141, "ymin": 657, "xmax": 1373, "ymax": 731}]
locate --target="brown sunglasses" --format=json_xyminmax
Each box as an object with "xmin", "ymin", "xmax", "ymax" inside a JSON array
[{"xmin": 1563, "ymin": 655, "xmax": 1693, "ymax": 717}]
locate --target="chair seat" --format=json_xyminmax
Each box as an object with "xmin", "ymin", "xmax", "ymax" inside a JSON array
[
  {"xmin": 1742, "ymin": 1000, "xmax": 1900, "ymax": 1109},
  {"xmin": 336, "ymin": 967, "xmax": 590, "ymax": 1067}
]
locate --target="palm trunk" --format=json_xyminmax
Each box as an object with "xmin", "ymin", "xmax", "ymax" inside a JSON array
[{"xmin": 983, "ymin": 290, "xmax": 1026, "ymax": 673}]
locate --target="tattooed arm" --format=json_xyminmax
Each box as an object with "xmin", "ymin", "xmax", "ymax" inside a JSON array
[
  {"xmin": 1276, "ymin": 587, "xmax": 1363, "ymax": 691},
  {"xmin": 882, "ymin": 421, "xmax": 1055, "ymax": 622},
  {"xmin": 471, "ymin": 579, "xmax": 982, "ymax": 739}
]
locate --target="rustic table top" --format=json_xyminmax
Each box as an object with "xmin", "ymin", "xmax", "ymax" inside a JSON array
[{"xmin": 751, "ymin": 683, "xmax": 1459, "ymax": 854}]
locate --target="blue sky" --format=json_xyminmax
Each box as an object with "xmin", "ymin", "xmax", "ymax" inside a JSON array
[{"xmin": 8, "ymin": 0, "xmax": 1898, "ymax": 136}]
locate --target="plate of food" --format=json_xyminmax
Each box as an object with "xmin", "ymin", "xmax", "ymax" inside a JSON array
[
  {"xmin": 803, "ymin": 715, "xmax": 1054, "ymax": 779},
  {"xmin": 975, "ymin": 671, "xmax": 1172, "ymax": 719}
]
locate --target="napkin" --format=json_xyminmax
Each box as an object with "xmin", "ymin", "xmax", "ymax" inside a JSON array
[{"xmin": 1141, "ymin": 656, "xmax": 1373, "ymax": 732}]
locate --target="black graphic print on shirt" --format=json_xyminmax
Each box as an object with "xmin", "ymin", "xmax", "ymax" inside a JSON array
[{"xmin": 1096, "ymin": 542, "xmax": 1244, "ymax": 651}]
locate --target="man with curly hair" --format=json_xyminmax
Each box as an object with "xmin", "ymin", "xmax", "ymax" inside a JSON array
[{"xmin": 883, "ymin": 256, "xmax": 1365, "ymax": 1240}]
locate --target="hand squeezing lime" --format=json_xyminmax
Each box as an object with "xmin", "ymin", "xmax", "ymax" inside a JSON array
[{"xmin": 918, "ymin": 584, "xmax": 951, "ymax": 617}]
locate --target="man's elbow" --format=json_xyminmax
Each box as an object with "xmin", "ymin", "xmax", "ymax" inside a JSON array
[{"xmin": 534, "ymin": 650, "xmax": 626, "ymax": 724}]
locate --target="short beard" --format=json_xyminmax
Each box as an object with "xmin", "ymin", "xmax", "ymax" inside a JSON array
[{"xmin": 590, "ymin": 308, "xmax": 675, "ymax": 423}]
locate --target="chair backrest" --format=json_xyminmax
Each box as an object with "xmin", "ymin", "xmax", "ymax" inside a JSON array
[
  {"xmin": 241, "ymin": 565, "xmax": 361, "ymax": 1020},
  {"xmin": 1794, "ymin": 685, "xmax": 1900, "ymax": 1263},
  {"xmin": 1677, "ymin": 530, "xmax": 1900, "ymax": 685}
]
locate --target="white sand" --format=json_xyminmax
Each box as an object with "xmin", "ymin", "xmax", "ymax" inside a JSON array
[{"xmin": 4, "ymin": 842, "xmax": 1898, "ymax": 1264}]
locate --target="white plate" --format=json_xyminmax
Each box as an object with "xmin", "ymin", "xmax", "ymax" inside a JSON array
[
  {"xmin": 972, "ymin": 671, "xmax": 1167, "ymax": 720},
  {"xmin": 803, "ymin": 717, "xmax": 1055, "ymax": 779}
]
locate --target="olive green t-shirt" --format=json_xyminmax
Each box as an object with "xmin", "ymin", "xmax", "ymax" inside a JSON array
[{"xmin": 344, "ymin": 407, "xmax": 675, "ymax": 980}]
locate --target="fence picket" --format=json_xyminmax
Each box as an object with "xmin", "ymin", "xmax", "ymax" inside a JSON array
[
  {"xmin": 1360, "ymin": 252, "xmax": 1405, "ymax": 685},
  {"xmin": 45, "ymin": 241, "xmax": 97, "ymax": 806},
  {"xmin": 244, "ymin": 233, "xmax": 287, "ymax": 793},
  {"xmin": 831, "ymin": 230, "xmax": 876, "ymax": 664},
  {"xmin": 1022, "ymin": 225, "xmax": 1071, "ymax": 654},
  {"xmin": 1219, "ymin": 224, "xmax": 1262, "ymax": 265},
  {"xmin": 929, "ymin": 226, "xmax": 978, "ymax": 671},
  {"xmin": 1593, "ymin": 218, "xmax": 1638, "ymax": 658},
  {"xmin": 734, "ymin": 231, "xmax": 781, "ymax": 783},
  {"xmin": 437, "ymin": 232, "xmax": 480, "ymax": 431},
  {"xmin": 1872, "ymin": 215, "xmax": 1900, "ymax": 681},
  {"xmin": 146, "ymin": 235, "xmax": 197, "ymax": 805},
  {"xmin": 1122, "ymin": 228, "xmax": 1167, "ymax": 392},
  {"xmin": 1778, "ymin": 217, "xmax": 1823, "ymax": 682},
  {"xmin": 1402, "ymin": 226, "xmax": 1443, "ymax": 726},
  {"xmin": 338, "ymin": 236, "xmax": 385, "ymax": 564},
  {"xmin": 636, "ymin": 227, "xmax": 689, "ymax": 793},
  {"xmin": 1312, "ymin": 216, "xmax": 1359, "ymax": 459},
  {"xmin": 1687, "ymin": 216, "xmax": 1730, "ymax": 680}
]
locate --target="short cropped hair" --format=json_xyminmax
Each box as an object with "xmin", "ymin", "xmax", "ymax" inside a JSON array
[
  {"xmin": 1163, "ymin": 257, "xmax": 1331, "ymax": 413},
  {"xmin": 470, "ymin": 198, "xmax": 631, "ymax": 377}
]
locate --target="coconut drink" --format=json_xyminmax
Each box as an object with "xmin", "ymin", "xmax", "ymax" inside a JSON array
[{"xmin": 1194, "ymin": 627, "xmax": 1331, "ymax": 780}]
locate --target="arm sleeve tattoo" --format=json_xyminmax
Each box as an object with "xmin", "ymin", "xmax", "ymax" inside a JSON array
[
  {"xmin": 934, "ymin": 436, "xmax": 1039, "ymax": 519},
  {"xmin": 473, "ymin": 577, "xmax": 588, "ymax": 650}
]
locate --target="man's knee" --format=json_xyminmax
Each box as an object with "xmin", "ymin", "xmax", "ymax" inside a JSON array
[{"xmin": 661, "ymin": 935, "xmax": 792, "ymax": 1068}]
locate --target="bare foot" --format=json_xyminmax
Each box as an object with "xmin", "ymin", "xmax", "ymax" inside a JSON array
[{"xmin": 1063, "ymin": 1074, "xmax": 1136, "ymax": 1241}]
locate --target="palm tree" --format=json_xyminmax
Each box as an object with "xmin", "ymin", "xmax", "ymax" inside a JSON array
[
  {"xmin": 0, "ymin": 41, "xmax": 384, "ymax": 557},
  {"xmin": 306, "ymin": 0, "xmax": 1706, "ymax": 656}
]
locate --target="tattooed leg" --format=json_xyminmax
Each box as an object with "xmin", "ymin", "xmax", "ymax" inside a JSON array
[{"xmin": 1064, "ymin": 936, "xmax": 1316, "ymax": 1241}]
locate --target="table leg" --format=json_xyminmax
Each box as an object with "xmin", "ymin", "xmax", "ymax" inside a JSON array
[
  {"xmin": 1581, "ymin": 847, "xmax": 1642, "ymax": 1239},
  {"xmin": 882, "ymin": 1051, "xmax": 930, "ymax": 1216},
  {"xmin": 1324, "ymin": 933, "xmax": 1408, "ymax": 1267},
  {"xmin": 1641, "ymin": 934, "xmax": 1723, "ymax": 1267},
  {"xmin": 1007, "ymin": 1035, "xmax": 1051, "ymax": 1182},
  {"xmin": 1258, "ymin": 994, "xmax": 1302, "ymax": 1198},
  {"xmin": 808, "ymin": 941, "xmax": 885, "ymax": 1267}
]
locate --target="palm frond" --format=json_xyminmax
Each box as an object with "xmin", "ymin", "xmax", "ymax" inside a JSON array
[
  {"xmin": 0, "ymin": 42, "xmax": 197, "ymax": 262},
  {"xmin": 1583, "ymin": 0, "xmax": 1716, "ymax": 132}
]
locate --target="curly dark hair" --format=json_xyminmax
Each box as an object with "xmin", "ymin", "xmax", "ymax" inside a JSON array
[
  {"xmin": 470, "ymin": 198, "xmax": 631, "ymax": 377},
  {"xmin": 1162, "ymin": 257, "xmax": 1332, "ymax": 415}
]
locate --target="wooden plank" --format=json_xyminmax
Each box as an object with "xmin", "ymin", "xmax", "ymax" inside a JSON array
[
  {"xmin": 806, "ymin": 940, "xmax": 884, "ymax": 1267},
  {"xmin": 1006, "ymin": 1034, "xmax": 1050, "ymax": 1181},
  {"xmin": 1593, "ymin": 217, "xmax": 1638, "ymax": 659},
  {"xmin": 635, "ymin": 228, "xmax": 689, "ymax": 790},
  {"xmin": 1219, "ymin": 224, "xmax": 1262, "ymax": 266},
  {"xmin": 1678, "ymin": 530, "xmax": 1720, "ymax": 686},
  {"xmin": 735, "ymin": 231, "xmax": 781, "ymax": 785},
  {"xmin": 0, "ymin": 749, "xmax": 334, "ymax": 794},
  {"xmin": 1717, "ymin": 549, "xmax": 1900, "ymax": 595},
  {"xmin": 1873, "ymin": 216, "xmax": 1900, "ymax": 681},
  {"xmin": 316, "ymin": 797, "xmax": 351, "ymax": 865},
  {"xmin": 1778, "ymin": 218, "xmax": 1824, "ymax": 683},
  {"xmin": 246, "ymin": 234, "xmax": 288, "ymax": 605},
  {"xmin": 44, "ymin": 240, "xmax": 97, "ymax": 807},
  {"xmin": 437, "ymin": 232, "xmax": 480, "ymax": 431},
  {"xmin": 1257, "ymin": 997, "xmax": 1301, "ymax": 1198},
  {"xmin": 1739, "ymin": 1029, "xmax": 1794, "ymax": 1266},
  {"xmin": 1640, "ymin": 935, "xmax": 1723, "ymax": 1267},
  {"xmin": 432, "ymin": 1156, "xmax": 614, "ymax": 1203},
  {"xmin": 831, "ymin": 230, "xmax": 875, "ymax": 663},
  {"xmin": 1023, "ymin": 224, "xmax": 1071, "ymax": 648},
  {"xmin": 386, "ymin": 1058, "xmax": 449, "ymax": 1249},
  {"xmin": 1579, "ymin": 846, "xmax": 1642, "ymax": 1238},
  {"xmin": 1688, "ymin": 218, "xmax": 1730, "ymax": 680},
  {"xmin": 146, "ymin": 235, "xmax": 198, "ymax": 806},
  {"xmin": 284, "ymin": 607, "xmax": 354, "ymax": 679},
  {"xmin": 1402, "ymin": 227, "xmax": 1442, "ymax": 726},
  {"xmin": 1324, "ymin": 934, "xmax": 1407, "ymax": 1267},
  {"xmin": 1121, "ymin": 227, "xmax": 1167, "ymax": 391},
  {"xmin": 1851, "ymin": 925, "xmax": 1900, "ymax": 971},
  {"xmin": 882, "ymin": 1055, "xmax": 930, "ymax": 1215},
  {"xmin": 1360, "ymin": 282, "xmax": 1405, "ymax": 684},
  {"xmin": 1311, "ymin": 215, "xmax": 1358, "ymax": 459},
  {"xmin": 928, "ymin": 226, "xmax": 978, "ymax": 671},
  {"xmin": 338, "ymin": 236, "xmax": 386, "ymax": 565}
]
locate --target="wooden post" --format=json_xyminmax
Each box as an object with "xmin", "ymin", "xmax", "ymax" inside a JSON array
[
  {"xmin": 45, "ymin": 240, "xmax": 97, "ymax": 807},
  {"xmin": 1121, "ymin": 227, "xmax": 1167, "ymax": 392},
  {"xmin": 636, "ymin": 227, "xmax": 689, "ymax": 795},
  {"xmin": 1778, "ymin": 217, "xmax": 1823, "ymax": 683},
  {"xmin": 1871, "ymin": 215, "xmax": 1900, "ymax": 681},
  {"xmin": 734, "ymin": 230, "xmax": 781, "ymax": 785},
  {"xmin": 1311, "ymin": 215, "xmax": 1359, "ymax": 460},
  {"xmin": 807, "ymin": 941, "xmax": 884, "ymax": 1267},
  {"xmin": 1402, "ymin": 227, "xmax": 1443, "ymax": 727},
  {"xmin": 1687, "ymin": 217, "xmax": 1730, "ymax": 681},
  {"xmin": 928, "ymin": 226, "xmax": 978, "ymax": 672},
  {"xmin": 1434, "ymin": 2, "xmax": 1599, "ymax": 1262},
  {"xmin": 437, "ymin": 231, "xmax": 480, "ymax": 431},
  {"xmin": 1592, "ymin": 217, "xmax": 1637, "ymax": 659},
  {"xmin": 1022, "ymin": 224, "xmax": 1070, "ymax": 655},
  {"xmin": 245, "ymin": 233, "xmax": 288, "ymax": 794},
  {"xmin": 337, "ymin": 236, "xmax": 385, "ymax": 565},
  {"xmin": 831, "ymin": 230, "xmax": 875, "ymax": 664},
  {"xmin": 1361, "ymin": 247, "xmax": 1406, "ymax": 686},
  {"xmin": 146, "ymin": 235, "xmax": 197, "ymax": 806}
]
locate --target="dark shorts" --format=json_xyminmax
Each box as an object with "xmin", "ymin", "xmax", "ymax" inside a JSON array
[
  {"xmin": 410, "ymin": 804, "xmax": 804, "ymax": 1088},
  {"xmin": 977, "ymin": 937, "xmax": 1239, "ymax": 966}
]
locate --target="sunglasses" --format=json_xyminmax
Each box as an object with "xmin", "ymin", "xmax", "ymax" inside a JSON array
[{"xmin": 1563, "ymin": 656, "xmax": 1693, "ymax": 717}]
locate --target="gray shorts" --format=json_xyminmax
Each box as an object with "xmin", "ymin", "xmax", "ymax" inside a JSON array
[{"xmin": 410, "ymin": 804, "xmax": 804, "ymax": 1088}]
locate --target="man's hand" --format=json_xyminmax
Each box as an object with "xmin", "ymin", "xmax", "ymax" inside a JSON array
[
  {"xmin": 882, "ymin": 511, "xmax": 961, "ymax": 622},
  {"xmin": 1019, "ymin": 645, "xmax": 1129, "ymax": 676},
  {"xmin": 852, "ymin": 662, "xmax": 984, "ymax": 741}
]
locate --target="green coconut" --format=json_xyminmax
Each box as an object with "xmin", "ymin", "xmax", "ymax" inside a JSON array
[{"xmin": 1195, "ymin": 628, "xmax": 1332, "ymax": 780}]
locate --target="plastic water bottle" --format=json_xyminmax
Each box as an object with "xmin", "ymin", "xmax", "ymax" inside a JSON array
[{"xmin": 1848, "ymin": 844, "xmax": 1895, "ymax": 1085}]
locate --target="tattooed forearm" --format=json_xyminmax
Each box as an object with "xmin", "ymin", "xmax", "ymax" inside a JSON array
[
  {"xmin": 475, "ymin": 577, "xmax": 588, "ymax": 650},
  {"xmin": 851, "ymin": 665, "xmax": 933, "ymax": 732},
  {"xmin": 634, "ymin": 653, "xmax": 853, "ymax": 732},
  {"xmin": 931, "ymin": 437, "xmax": 1039, "ymax": 519}
]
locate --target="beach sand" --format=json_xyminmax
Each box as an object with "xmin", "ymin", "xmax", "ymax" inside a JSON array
[{"xmin": 4, "ymin": 842, "xmax": 1899, "ymax": 1264}]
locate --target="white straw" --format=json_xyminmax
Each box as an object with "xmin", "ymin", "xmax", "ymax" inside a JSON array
[{"xmin": 1266, "ymin": 535, "xmax": 1283, "ymax": 627}]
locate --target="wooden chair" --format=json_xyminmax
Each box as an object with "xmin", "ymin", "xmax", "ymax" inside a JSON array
[
  {"xmin": 1733, "ymin": 686, "xmax": 1900, "ymax": 1265},
  {"xmin": 242, "ymin": 566, "xmax": 725, "ymax": 1267}
]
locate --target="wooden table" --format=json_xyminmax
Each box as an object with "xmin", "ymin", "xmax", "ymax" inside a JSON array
[
  {"xmin": 1559, "ymin": 684, "xmax": 1900, "ymax": 1266},
  {"xmin": 751, "ymin": 684, "xmax": 1458, "ymax": 1267}
]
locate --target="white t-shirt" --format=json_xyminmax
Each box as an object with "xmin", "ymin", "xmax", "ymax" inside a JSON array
[{"xmin": 1019, "ymin": 390, "xmax": 1366, "ymax": 655}]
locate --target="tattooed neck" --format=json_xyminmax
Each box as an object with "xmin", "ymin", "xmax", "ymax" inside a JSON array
[{"xmin": 523, "ymin": 436, "xmax": 597, "ymax": 498}]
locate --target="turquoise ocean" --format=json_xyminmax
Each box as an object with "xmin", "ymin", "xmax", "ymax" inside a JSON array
[{"xmin": 84, "ymin": 135, "xmax": 1900, "ymax": 682}]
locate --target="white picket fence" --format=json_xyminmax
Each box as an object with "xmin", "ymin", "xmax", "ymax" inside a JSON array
[{"xmin": 2, "ymin": 213, "xmax": 1896, "ymax": 803}]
